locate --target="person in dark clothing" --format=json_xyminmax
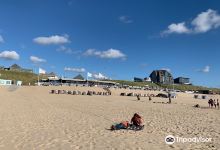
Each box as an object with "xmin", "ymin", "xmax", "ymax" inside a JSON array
[
  {"xmin": 217, "ymin": 99, "xmax": 219, "ymax": 109},
  {"xmin": 210, "ymin": 99, "xmax": 214, "ymax": 108},
  {"xmin": 168, "ymin": 93, "xmax": 171, "ymax": 104},
  {"xmin": 137, "ymin": 95, "xmax": 140, "ymax": 101},
  {"xmin": 208, "ymin": 99, "xmax": 212, "ymax": 108}
]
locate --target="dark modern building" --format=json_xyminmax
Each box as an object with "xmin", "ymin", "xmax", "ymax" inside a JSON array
[
  {"xmin": 149, "ymin": 70, "xmax": 174, "ymax": 84},
  {"xmin": 134, "ymin": 77, "xmax": 144, "ymax": 82},
  {"xmin": 174, "ymin": 77, "xmax": 190, "ymax": 85}
]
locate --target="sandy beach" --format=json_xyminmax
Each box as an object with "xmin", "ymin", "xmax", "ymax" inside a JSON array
[{"xmin": 0, "ymin": 86, "xmax": 219, "ymax": 150}]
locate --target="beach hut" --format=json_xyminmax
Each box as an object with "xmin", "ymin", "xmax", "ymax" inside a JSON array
[
  {"xmin": 170, "ymin": 93, "xmax": 177, "ymax": 98},
  {"xmin": 16, "ymin": 81, "xmax": 22, "ymax": 86},
  {"xmin": 0, "ymin": 79, "xmax": 12, "ymax": 86}
]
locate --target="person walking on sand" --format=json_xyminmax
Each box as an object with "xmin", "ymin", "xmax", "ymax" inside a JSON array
[
  {"xmin": 208, "ymin": 99, "xmax": 211, "ymax": 108},
  {"xmin": 149, "ymin": 96, "xmax": 152, "ymax": 101},
  {"xmin": 137, "ymin": 94, "xmax": 140, "ymax": 101},
  {"xmin": 214, "ymin": 99, "xmax": 217, "ymax": 108},
  {"xmin": 217, "ymin": 99, "xmax": 219, "ymax": 109},
  {"xmin": 168, "ymin": 92, "xmax": 171, "ymax": 104},
  {"xmin": 210, "ymin": 99, "xmax": 214, "ymax": 109}
]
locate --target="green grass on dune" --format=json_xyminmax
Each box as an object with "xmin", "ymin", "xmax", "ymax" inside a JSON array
[
  {"xmin": 0, "ymin": 70, "xmax": 38, "ymax": 85},
  {"xmin": 1, "ymin": 69, "xmax": 219, "ymax": 93},
  {"xmin": 157, "ymin": 83, "xmax": 220, "ymax": 93},
  {"xmin": 109, "ymin": 79, "xmax": 220, "ymax": 93},
  {"xmin": 111, "ymin": 80, "xmax": 159, "ymax": 88}
]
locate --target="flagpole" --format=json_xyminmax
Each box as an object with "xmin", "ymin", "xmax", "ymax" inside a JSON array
[
  {"xmin": 38, "ymin": 67, "xmax": 40, "ymax": 86},
  {"xmin": 38, "ymin": 74, "xmax": 40, "ymax": 86},
  {"xmin": 87, "ymin": 73, "xmax": 89, "ymax": 87}
]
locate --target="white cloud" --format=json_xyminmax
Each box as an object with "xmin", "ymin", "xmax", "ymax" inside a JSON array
[
  {"xmin": 198, "ymin": 65, "xmax": 210, "ymax": 73},
  {"xmin": 84, "ymin": 48, "xmax": 126, "ymax": 59},
  {"xmin": 30, "ymin": 56, "xmax": 46, "ymax": 63},
  {"xmin": 162, "ymin": 9, "xmax": 220, "ymax": 35},
  {"xmin": 0, "ymin": 51, "xmax": 19, "ymax": 60},
  {"xmin": 161, "ymin": 68, "xmax": 171, "ymax": 72},
  {"xmin": 119, "ymin": 16, "xmax": 133, "ymax": 24},
  {"xmin": 192, "ymin": 9, "xmax": 220, "ymax": 33},
  {"xmin": 64, "ymin": 67, "xmax": 86, "ymax": 73},
  {"xmin": 0, "ymin": 35, "xmax": 4, "ymax": 43},
  {"xmin": 162, "ymin": 22, "xmax": 191, "ymax": 35},
  {"xmin": 33, "ymin": 35, "xmax": 70, "ymax": 45},
  {"xmin": 56, "ymin": 46, "xmax": 81, "ymax": 54},
  {"xmin": 92, "ymin": 73, "xmax": 109, "ymax": 80}
]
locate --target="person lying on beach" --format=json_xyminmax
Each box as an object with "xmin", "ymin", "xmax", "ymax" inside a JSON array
[
  {"xmin": 111, "ymin": 121, "xmax": 129, "ymax": 130},
  {"xmin": 110, "ymin": 113, "xmax": 144, "ymax": 131}
]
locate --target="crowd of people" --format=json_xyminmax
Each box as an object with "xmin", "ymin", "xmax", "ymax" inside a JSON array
[{"xmin": 208, "ymin": 99, "xmax": 219, "ymax": 109}]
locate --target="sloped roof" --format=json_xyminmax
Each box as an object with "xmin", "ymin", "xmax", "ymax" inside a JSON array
[
  {"xmin": 73, "ymin": 74, "xmax": 84, "ymax": 80},
  {"xmin": 48, "ymin": 72, "xmax": 56, "ymax": 76},
  {"xmin": 10, "ymin": 64, "xmax": 21, "ymax": 69}
]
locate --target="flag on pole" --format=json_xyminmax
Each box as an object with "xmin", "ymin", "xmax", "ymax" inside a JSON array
[
  {"xmin": 87, "ymin": 72, "xmax": 92, "ymax": 78},
  {"xmin": 39, "ymin": 68, "xmax": 46, "ymax": 74}
]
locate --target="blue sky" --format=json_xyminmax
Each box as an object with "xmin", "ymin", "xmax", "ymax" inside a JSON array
[{"xmin": 0, "ymin": 0, "xmax": 220, "ymax": 87}]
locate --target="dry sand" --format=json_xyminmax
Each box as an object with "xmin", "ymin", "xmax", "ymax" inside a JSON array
[{"xmin": 0, "ymin": 86, "xmax": 219, "ymax": 150}]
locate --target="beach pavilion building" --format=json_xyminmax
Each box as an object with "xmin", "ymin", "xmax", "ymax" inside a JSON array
[{"xmin": 40, "ymin": 76, "xmax": 116, "ymax": 87}]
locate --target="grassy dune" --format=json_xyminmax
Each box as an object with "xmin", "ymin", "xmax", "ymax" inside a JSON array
[
  {"xmin": 0, "ymin": 70, "xmax": 219, "ymax": 93},
  {"xmin": 111, "ymin": 80, "xmax": 220, "ymax": 93},
  {"xmin": 0, "ymin": 70, "xmax": 37, "ymax": 85}
]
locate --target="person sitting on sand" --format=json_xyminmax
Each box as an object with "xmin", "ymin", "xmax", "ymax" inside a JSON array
[
  {"xmin": 217, "ymin": 99, "xmax": 219, "ymax": 109},
  {"xmin": 131, "ymin": 113, "xmax": 143, "ymax": 127},
  {"xmin": 111, "ymin": 121, "xmax": 129, "ymax": 130}
]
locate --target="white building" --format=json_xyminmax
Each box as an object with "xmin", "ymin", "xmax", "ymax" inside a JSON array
[
  {"xmin": 16, "ymin": 81, "xmax": 22, "ymax": 86},
  {"xmin": 144, "ymin": 77, "xmax": 151, "ymax": 82},
  {"xmin": 0, "ymin": 79, "xmax": 12, "ymax": 85}
]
